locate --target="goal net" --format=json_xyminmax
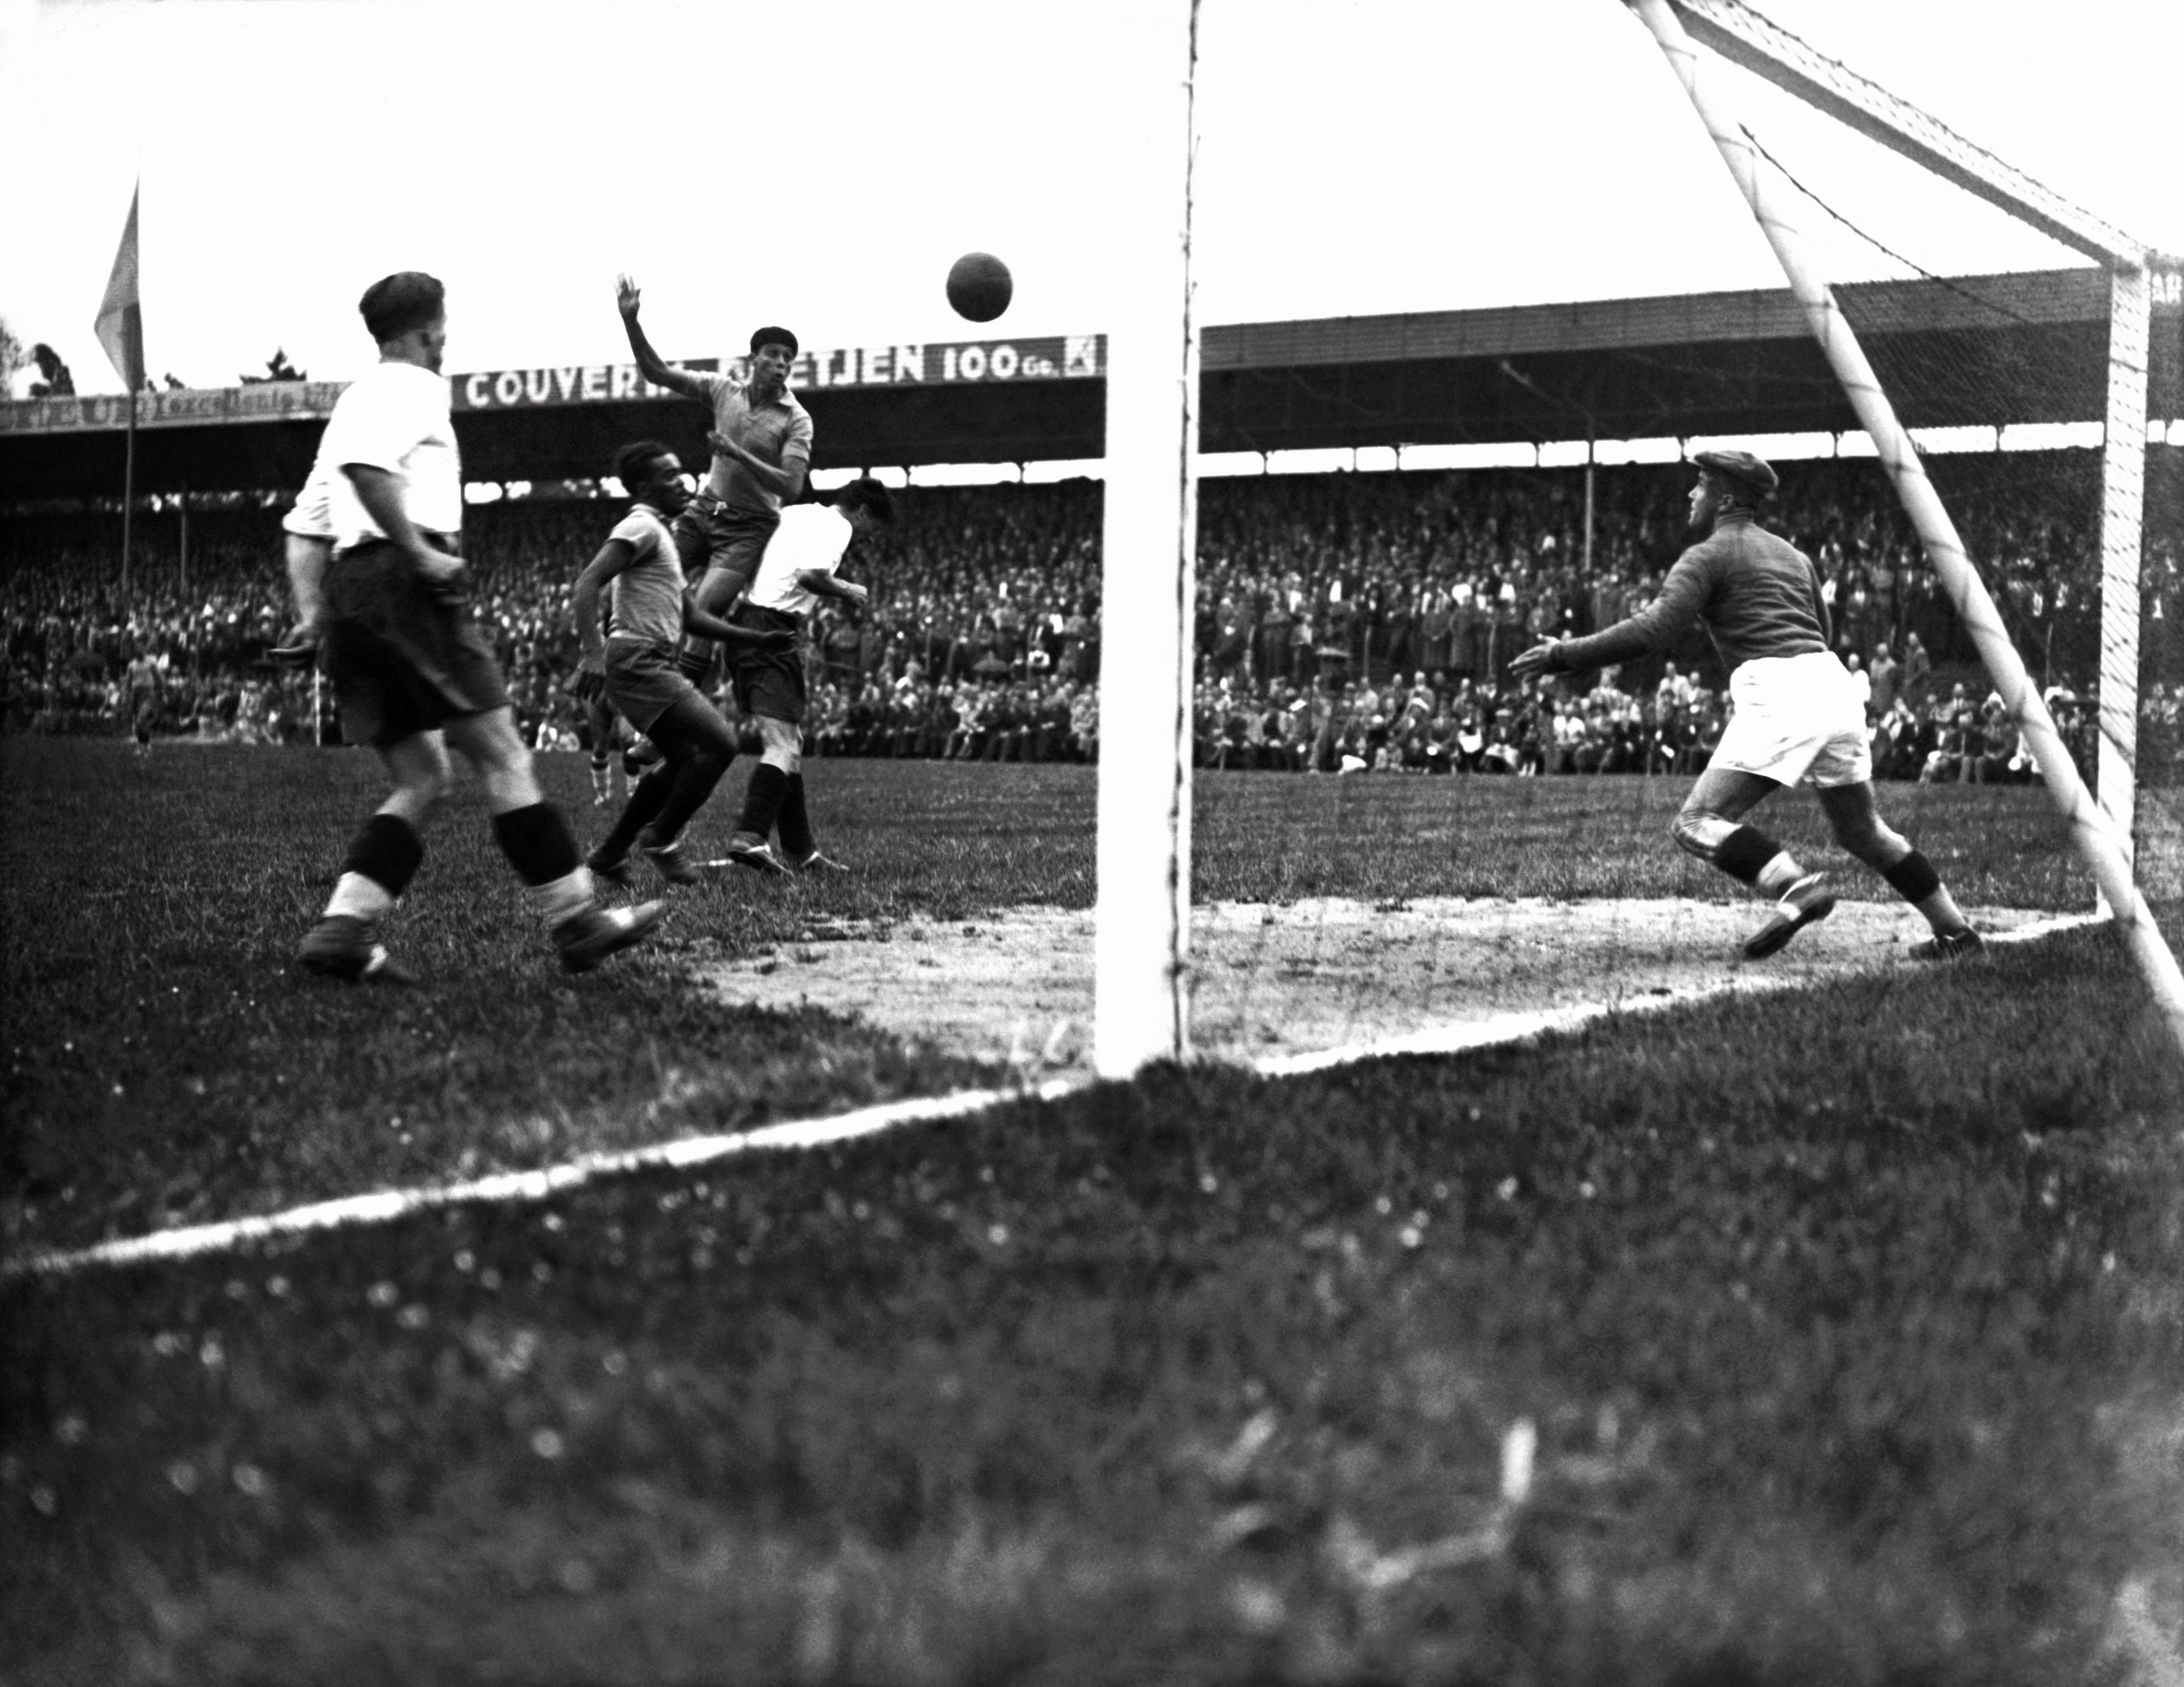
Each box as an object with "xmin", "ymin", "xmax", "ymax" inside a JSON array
[{"xmin": 1082, "ymin": 0, "xmax": 2184, "ymax": 1078}]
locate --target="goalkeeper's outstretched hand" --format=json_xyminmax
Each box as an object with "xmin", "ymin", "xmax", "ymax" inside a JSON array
[{"xmin": 1508, "ymin": 639, "xmax": 1560, "ymax": 683}]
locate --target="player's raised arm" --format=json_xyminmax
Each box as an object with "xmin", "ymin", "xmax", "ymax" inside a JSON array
[
  {"xmin": 1524, "ymin": 552, "xmax": 1716, "ymax": 677},
  {"xmin": 1507, "ymin": 636, "xmax": 1562, "ymax": 683},
  {"xmin": 616, "ymin": 276, "xmax": 709, "ymax": 403}
]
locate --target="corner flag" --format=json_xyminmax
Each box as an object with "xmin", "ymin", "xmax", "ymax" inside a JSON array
[{"xmin": 94, "ymin": 183, "xmax": 144, "ymax": 392}]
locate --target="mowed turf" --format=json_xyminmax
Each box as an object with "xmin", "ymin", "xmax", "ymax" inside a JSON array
[
  {"xmin": 0, "ymin": 738, "xmax": 2097, "ymax": 1255},
  {"xmin": 5, "ymin": 739, "xmax": 2182, "ymax": 1684}
]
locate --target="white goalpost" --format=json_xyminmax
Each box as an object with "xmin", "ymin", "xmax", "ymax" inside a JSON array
[
  {"xmin": 1092, "ymin": 0, "xmax": 1202, "ymax": 1077},
  {"xmin": 1626, "ymin": 0, "xmax": 2184, "ymax": 1053},
  {"xmin": 1091, "ymin": 0, "xmax": 2184, "ymax": 1078}
]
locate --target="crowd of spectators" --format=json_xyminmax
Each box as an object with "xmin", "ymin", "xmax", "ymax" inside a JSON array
[
  {"xmin": 0, "ymin": 507, "xmax": 321, "ymax": 741},
  {"xmin": 2, "ymin": 452, "xmax": 2172, "ymax": 787}
]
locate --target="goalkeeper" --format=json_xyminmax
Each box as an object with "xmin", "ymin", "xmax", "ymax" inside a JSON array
[
  {"xmin": 570, "ymin": 440, "xmax": 795, "ymax": 886},
  {"xmin": 1511, "ymin": 451, "xmax": 1981, "ymax": 962}
]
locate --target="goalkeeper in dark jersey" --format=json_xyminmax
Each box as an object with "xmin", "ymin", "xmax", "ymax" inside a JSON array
[{"xmin": 1512, "ymin": 451, "xmax": 1982, "ymax": 962}]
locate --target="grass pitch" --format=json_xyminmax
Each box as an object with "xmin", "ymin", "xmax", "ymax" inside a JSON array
[{"xmin": 4, "ymin": 739, "xmax": 2182, "ymax": 1684}]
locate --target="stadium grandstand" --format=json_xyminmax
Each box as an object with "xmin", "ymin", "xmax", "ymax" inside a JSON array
[
  {"xmin": 12, "ymin": 3, "xmax": 2184, "ymax": 1678},
  {"xmin": 5, "ymin": 268, "xmax": 2178, "ymax": 784}
]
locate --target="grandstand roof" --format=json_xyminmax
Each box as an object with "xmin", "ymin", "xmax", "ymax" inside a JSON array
[{"xmin": 3, "ymin": 266, "xmax": 2175, "ymax": 505}]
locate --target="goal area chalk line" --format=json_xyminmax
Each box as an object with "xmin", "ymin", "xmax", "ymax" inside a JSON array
[{"xmin": 3, "ymin": 911, "xmax": 2107, "ymax": 1282}]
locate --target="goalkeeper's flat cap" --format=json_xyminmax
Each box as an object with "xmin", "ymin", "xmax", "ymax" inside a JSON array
[{"xmin": 1691, "ymin": 449, "xmax": 1779, "ymax": 498}]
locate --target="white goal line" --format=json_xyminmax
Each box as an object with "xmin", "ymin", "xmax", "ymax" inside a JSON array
[{"xmin": 3, "ymin": 912, "xmax": 2106, "ymax": 1282}]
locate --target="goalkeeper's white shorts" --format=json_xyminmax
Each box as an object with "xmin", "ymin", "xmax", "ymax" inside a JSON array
[{"xmin": 1710, "ymin": 650, "xmax": 1872, "ymax": 789}]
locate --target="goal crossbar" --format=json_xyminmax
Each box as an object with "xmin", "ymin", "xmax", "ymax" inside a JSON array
[{"xmin": 1663, "ymin": 0, "xmax": 2152, "ymax": 268}]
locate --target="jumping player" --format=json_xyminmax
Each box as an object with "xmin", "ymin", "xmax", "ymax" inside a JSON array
[
  {"xmin": 717, "ymin": 477, "xmax": 895, "ymax": 875},
  {"xmin": 612, "ymin": 276, "xmax": 812, "ymax": 683},
  {"xmin": 570, "ymin": 440, "xmax": 796, "ymax": 885},
  {"xmin": 294, "ymin": 272, "xmax": 664, "ymax": 981},
  {"xmin": 1510, "ymin": 450, "xmax": 1982, "ymax": 962}
]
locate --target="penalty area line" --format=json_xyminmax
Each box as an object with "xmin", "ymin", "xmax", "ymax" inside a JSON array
[
  {"xmin": 5, "ymin": 911, "xmax": 2107, "ymax": 1282},
  {"xmin": 4, "ymin": 1079, "xmax": 1090, "ymax": 1283}
]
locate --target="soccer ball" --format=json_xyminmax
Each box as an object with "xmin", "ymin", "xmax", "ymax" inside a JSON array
[{"xmin": 946, "ymin": 252, "xmax": 1013, "ymax": 324}]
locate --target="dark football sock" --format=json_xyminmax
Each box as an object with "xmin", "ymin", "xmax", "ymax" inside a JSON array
[
  {"xmin": 343, "ymin": 813, "xmax": 425, "ymax": 898},
  {"xmin": 597, "ymin": 771, "xmax": 673, "ymax": 859},
  {"xmin": 777, "ymin": 772, "xmax": 816, "ymax": 860},
  {"xmin": 1881, "ymin": 848, "xmax": 1942, "ymax": 903},
  {"xmin": 491, "ymin": 802, "xmax": 581, "ymax": 887},
  {"xmin": 648, "ymin": 746, "xmax": 734, "ymax": 844},
  {"xmin": 1713, "ymin": 824, "xmax": 1785, "ymax": 887},
  {"xmin": 736, "ymin": 763, "xmax": 790, "ymax": 841}
]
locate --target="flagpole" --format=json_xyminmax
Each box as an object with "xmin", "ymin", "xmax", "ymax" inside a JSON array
[
  {"xmin": 95, "ymin": 178, "xmax": 145, "ymax": 601},
  {"xmin": 122, "ymin": 387, "xmax": 136, "ymax": 597}
]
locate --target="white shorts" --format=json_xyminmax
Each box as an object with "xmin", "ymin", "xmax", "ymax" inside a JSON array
[{"xmin": 1710, "ymin": 651, "xmax": 1872, "ymax": 789}]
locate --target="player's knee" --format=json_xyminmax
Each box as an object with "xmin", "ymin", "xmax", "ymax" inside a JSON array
[
  {"xmin": 1827, "ymin": 809, "xmax": 1878, "ymax": 855},
  {"xmin": 465, "ymin": 713, "xmax": 534, "ymax": 778},
  {"xmin": 392, "ymin": 763, "xmax": 451, "ymax": 817},
  {"xmin": 1669, "ymin": 807, "xmax": 1715, "ymax": 858},
  {"xmin": 1839, "ymin": 815, "xmax": 1905, "ymax": 865},
  {"xmin": 1820, "ymin": 793, "xmax": 1897, "ymax": 862}
]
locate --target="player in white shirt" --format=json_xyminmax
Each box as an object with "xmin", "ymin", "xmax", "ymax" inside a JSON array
[
  {"xmin": 293, "ymin": 272, "xmax": 663, "ymax": 982},
  {"xmin": 716, "ymin": 479, "xmax": 895, "ymax": 876},
  {"xmin": 271, "ymin": 438, "xmax": 394, "ymax": 763},
  {"xmin": 568, "ymin": 440, "xmax": 795, "ymax": 884}
]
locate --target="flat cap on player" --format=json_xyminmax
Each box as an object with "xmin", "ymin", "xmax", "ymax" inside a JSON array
[{"xmin": 1691, "ymin": 448, "xmax": 1779, "ymax": 498}]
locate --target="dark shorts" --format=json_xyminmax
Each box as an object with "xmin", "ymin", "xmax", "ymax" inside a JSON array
[
  {"xmin": 604, "ymin": 637, "xmax": 699, "ymax": 734},
  {"xmin": 320, "ymin": 538, "xmax": 508, "ymax": 748},
  {"xmin": 729, "ymin": 605, "xmax": 807, "ymax": 724},
  {"xmin": 671, "ymin": 498, "xmax": 778, "ymax": 606},
  {"xmin": 580, "ymin": 694, "xmax": 634, "ymax": 756}
]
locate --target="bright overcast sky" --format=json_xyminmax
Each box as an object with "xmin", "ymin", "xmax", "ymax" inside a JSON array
[{"xmin": 3, "ymin": 0, "xmax": 2178, "ymax": 396}]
